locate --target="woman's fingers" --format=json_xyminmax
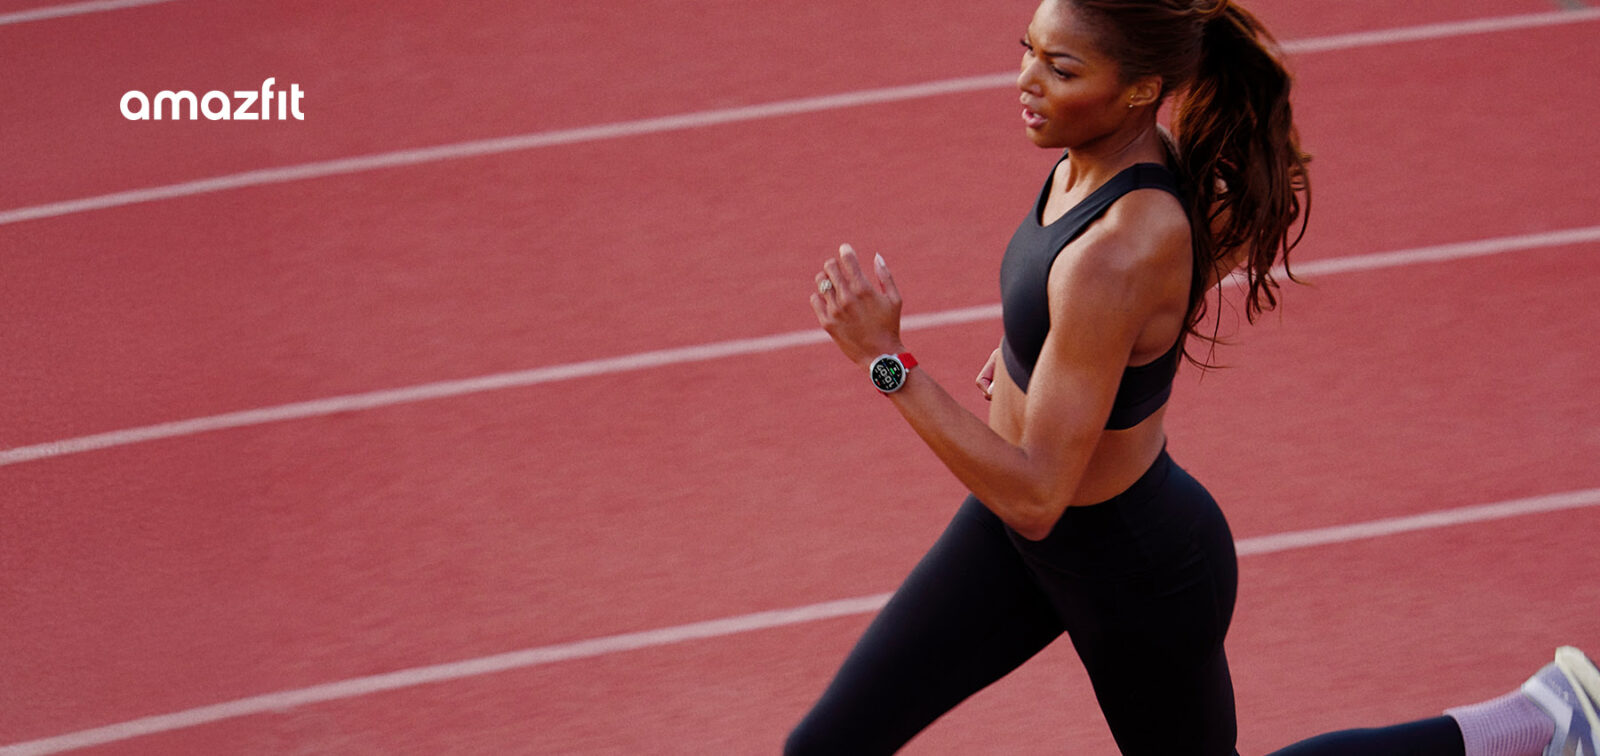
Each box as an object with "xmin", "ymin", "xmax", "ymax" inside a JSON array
[
  {"xmin": 874, "ymin": 253, "xmax": 901, "ymax": 303},
  {"xmin": 976, "ymin": 347, "xmax": 999, "ymax": 400},
  {"xmin": 814, "ymin": 270, "xmax": 836, "ymax": 302},
  {"xmin": 809, "ymin": 243, "xmax": 905, "ymax": 365},
  {"xmin": 809, "ymin": 291, "xmax": 829, "ymax": 325},
  {"xmin": 821, "ymin": 250, "xmax": 873, "ymax": 312},
  {"xmin": 822, "ymin": 258, "xmax": 850, "ymax": 305},
  {"xmin": 837, "ymin": 244, "xmax": 901, "ymax": 304},
  {"xmin": 838, "ymin": 244, "xmax": 871, "ymax": 293}
]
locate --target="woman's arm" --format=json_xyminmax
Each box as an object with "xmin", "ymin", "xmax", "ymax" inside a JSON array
[{"xmin": 810, "ymin": 206, "xmax": 1187, "ymax": 539}]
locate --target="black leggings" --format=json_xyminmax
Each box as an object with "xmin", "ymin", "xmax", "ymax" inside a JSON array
[{"xmin": 785, "ymin": 451, "xmax": 1466, "ymax": 755}]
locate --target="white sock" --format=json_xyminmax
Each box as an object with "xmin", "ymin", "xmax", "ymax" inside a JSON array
[{"xmin": 1446, "ymin": 690, "xmax": 1555, "ymax": 756}]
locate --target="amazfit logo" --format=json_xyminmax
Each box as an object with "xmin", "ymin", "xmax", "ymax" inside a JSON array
[{"xmin": 120, "ymin": 78, "xmax": 305, "ymax": 121}]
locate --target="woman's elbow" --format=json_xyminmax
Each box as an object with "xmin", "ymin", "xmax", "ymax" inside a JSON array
[
  {"xmin": 999, "ymin": 450, "xmax": 1080, "ymax": 540},
  {"xmin": 1011, "ymin": 520, "xmax": 1053, "ymax": 542},
  {"xmin": 1006, "ymin": 496, "xmax": 1065, "ymax": 541}
]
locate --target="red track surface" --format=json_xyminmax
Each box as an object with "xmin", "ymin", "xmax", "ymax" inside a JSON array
[{"xmin": 3, "ymin": 1, "xmax": 1597, "ymax": 754}]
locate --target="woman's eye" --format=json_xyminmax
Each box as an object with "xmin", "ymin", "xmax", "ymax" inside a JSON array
[{"xmin": 1021, "ymin": 38, "xmax": 1072, "ymax": 79}]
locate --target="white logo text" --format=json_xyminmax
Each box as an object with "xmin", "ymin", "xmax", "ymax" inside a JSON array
[{"xmin": 121, "ymin": 78, "xmax": 305, "ymax": 121}]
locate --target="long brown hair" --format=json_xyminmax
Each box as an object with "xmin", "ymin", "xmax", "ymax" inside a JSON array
[{"xmin": 1072, "ymin": 0, "xmax": 1312, "ymax": 362}]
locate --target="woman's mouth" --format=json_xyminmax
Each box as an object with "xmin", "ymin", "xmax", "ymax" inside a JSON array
[{"xmin": 1021, "ymin": 106, "xmax": 1047, "ymax": 129}]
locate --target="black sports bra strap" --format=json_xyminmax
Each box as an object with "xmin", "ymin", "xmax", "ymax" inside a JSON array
[{"xmin": 1037, "ymin": 161, "xmax": 1182, "ymax": 229}]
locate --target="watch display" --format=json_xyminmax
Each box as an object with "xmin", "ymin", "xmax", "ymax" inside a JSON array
[{"xmin": 869, "ymin": 353, "xmax": 916, "ymax": 394}]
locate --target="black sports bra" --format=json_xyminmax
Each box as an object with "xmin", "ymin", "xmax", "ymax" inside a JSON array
[{"xmin": 998, "ymin": 157, "xmax": 1185, "ymax": 431}]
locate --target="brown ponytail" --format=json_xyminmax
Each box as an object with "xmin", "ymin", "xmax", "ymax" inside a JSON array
[
  {"xmin": 1071, "ymin": 0, "xmax": 1312, "ymax": 362},
  {"xmin": 1177, "ymin": 3, "xmax": 1311, "ymax": 344}
]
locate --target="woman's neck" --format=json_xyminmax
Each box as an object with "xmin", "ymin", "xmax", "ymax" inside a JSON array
[{"xmin": 1058, "ymin": 119, "xmax": 1167, "ymax": 195}]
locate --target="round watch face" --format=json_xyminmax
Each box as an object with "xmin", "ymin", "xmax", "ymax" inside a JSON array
[{"xmin": 870, "ymin": 356, "xmax": 906, "ymax": 392}]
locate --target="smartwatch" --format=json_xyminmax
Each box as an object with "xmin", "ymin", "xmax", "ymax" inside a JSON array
[{"xmin": 868, "ymin": 352, "xmax": 917, "ymax": 394}]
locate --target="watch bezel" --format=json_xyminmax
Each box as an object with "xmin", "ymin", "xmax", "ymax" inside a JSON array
[{"xmin": 869, "ymin": 354, "xmax": 909, "ymax": 394}]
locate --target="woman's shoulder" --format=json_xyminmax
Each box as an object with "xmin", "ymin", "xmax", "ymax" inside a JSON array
[{"xmin": 1075, "ymin": 186, "xmax": 1190, "ymax": 278}]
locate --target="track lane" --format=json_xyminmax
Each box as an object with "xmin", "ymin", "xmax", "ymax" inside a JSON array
[
  {"xmin": 5, "ymin": 240, "xmax": 1597, "ymax": 745},
  {"xmin": 5, "ymin": 225, "xmax": 1597, "ymax": 470},
  {"xmin": 0, "ymin": 0, "xmax": 1027, "ymax": 207},
  {"xmin": 0, "ymin": 0, "xmax": 1564, "ymax": 208},
  {"xmin": 0, "ymin": 90, "xmax": 1028, "ymax": 445},
  {"xmin": 12, "ymin": 507, "xmax": 1594, "ymax": 754},
  {"xmin": 5, "ymin": 19, "xmax": 1598, "ymax": 447},
  {"xmin": 11, "ymin": 7, "xmax": 1600, "ymax": 229}
]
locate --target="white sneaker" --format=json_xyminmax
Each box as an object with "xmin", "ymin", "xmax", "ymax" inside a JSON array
[
  {"xmin": 1522, "ymin": 646, "xmax": 1600, "ymax": 756},
  {"xmin": 1558, "ymin": 648, "xmax": 1600, "ymax": 750}
]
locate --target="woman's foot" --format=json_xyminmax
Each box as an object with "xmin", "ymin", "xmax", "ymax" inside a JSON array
[
  {"xmin": 1532, "ymin": 646, "xmax": 1600, "ymax": 756},
  {"xmin": 1446, "ymin": 646, "xmax": 1599, "ymax": 756}
]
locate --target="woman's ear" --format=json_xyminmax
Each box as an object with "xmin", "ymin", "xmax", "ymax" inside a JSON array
[{"xmin": 1126, "ymin": 76, "xmax": 1163, "ymax": 108}]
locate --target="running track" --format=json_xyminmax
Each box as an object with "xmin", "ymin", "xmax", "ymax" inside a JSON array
[{"xmin": 2, "ymin": 0, "xmax": 1597, "ymax": 753}]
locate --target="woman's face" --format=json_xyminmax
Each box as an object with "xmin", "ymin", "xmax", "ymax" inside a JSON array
[{"xmin": 1017, "ymin": 0, "xmax": 1141, "ymax": 150}]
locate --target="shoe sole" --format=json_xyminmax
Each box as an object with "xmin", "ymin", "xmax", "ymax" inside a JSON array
[{"xmin": 1556, "ymin": 646, "xmax": 1600, "ymax": 741}]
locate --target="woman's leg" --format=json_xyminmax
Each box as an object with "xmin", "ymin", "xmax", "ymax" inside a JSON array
[
  {"xmin": 1265, "ymin": 717, "xmax": 1464, "ymax": 756},
  {"xmin": 1072, "ymin": 626, "xmax": 1238, "ymax": 756},
  {"xmin": 785, "ymin": 496, "xmax": 1065, "ymax": 755},
  {"xmin": 1266, "ymin": 646, "xmax": 1600, "ymax": 756}
]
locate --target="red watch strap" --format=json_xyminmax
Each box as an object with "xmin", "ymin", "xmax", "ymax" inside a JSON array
[{"xmin": 898, "ymin": 352, "xmax": 917, "ymax": 370}]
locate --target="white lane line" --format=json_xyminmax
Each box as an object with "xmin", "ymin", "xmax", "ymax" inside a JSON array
[
  {"xmin": 5, "ymin": 8, "xmax": 1600, "ymax": 227},
  {"xmin": 3, "ymin": 225, "xmax": 1597, "ymax": 469},
  {"xmin": 0, "ymin": 594, "xmax": 892, "ymax": 756},
  {"xmin": 0, "ymin": 73, "xmax": 1014, "ymax": 227},
  {"xmin": 4, "ymin": 486, "xmax": 1597, "ymax": 756},
  {"xmin": 1261, "ymin": 225, "xmax": 1600, "ymax": 280},
  {"xmin": 0, "ymin": 0, "xmax": 184, "ymax": 26},
  {"xmin": 1282, "ymin": 6, "xmax": 1600, "ymax": 53},
  {"xmin": 1234, "ymin": 488, "xmax": 1600, "ymax": 555},
  {"xmin": 0, "ymin": 328, "xmax": 835, "ymax": 467}
]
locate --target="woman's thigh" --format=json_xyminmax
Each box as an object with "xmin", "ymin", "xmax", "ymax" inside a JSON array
[
  {"xmin": 1016, "ymin": 455, "xmax": 1241, "ymax": 755},
  {"xmin": 786, "ymin": 496, "xmax": 1065, "ymax": 755}
]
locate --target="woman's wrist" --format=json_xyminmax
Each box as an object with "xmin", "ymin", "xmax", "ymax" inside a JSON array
[{"xmin": 858, "ymin": 342, "xmax": 908, "ymax": 370}]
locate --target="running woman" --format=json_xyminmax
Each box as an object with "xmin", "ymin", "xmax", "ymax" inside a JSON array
[{"xmin": 795, "ymin": 0, "xmax": 1600, "ymax": 753}]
